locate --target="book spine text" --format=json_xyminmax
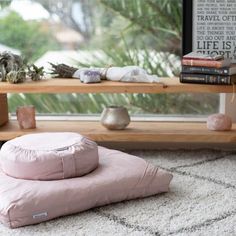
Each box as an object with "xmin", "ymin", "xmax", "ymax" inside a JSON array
[
  {"xmin": 182, "ymin": 66, "xmax": 229, "ymax": 75},
  {"xmin": 180, "ymin": 73, "xmax": 231, "ymax": 85}
]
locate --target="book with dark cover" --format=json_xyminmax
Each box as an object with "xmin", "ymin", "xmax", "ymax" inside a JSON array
[
  {"xmin": 180, "ymin": 73, "xmax": 236, "ymax": 85},
  {"xmin": 182, "ymin": 64, "xmax": 236, "ymax": 75}
]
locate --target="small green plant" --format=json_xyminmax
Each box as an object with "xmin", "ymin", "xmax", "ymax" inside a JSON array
[
  {"xmin": 6, "ymin": 69, "xmax": 26, "ymax": 84},
  {"xmin": 27, "ymin": 64, "xmax": 44, "ymax": 81},
  {"xmin": 0, "ymin": 51, "xmax": 44, "ymax": 83},
  {"xmin": 0, "ymin": 51, "xmax": 23, "ymax": 82}
]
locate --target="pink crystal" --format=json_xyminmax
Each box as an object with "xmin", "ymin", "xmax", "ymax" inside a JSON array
[
  {"xmin": 207, "ymin": 113, "xmax": 232, "ymax": 131},
  {"xmin": 16, "ymin": 106, "xmax": 36, "ymax": 129}
]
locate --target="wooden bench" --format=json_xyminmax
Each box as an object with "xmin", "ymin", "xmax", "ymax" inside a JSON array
[{"xmin": 0, "ymin": 77, "xmax": 235, "ymax": 143}]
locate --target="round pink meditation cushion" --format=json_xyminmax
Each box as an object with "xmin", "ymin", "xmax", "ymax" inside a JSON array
[
  {"xmin": 207, "ymin": 113, "xmax": 232, "ymax": 131},
  {"xmin": 0, "ymin": 132, "xmax": 99, "ymax": 180}
]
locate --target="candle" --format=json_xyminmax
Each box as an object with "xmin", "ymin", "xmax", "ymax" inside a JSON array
[{"xmin": 16, "ymin": 106, "xmax": 36, "ymax": 129}]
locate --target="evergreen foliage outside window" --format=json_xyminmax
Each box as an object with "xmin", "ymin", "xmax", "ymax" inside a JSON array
[{"xmin": 0, "ymin": 0, "xmax": 219, "ymax": 116}]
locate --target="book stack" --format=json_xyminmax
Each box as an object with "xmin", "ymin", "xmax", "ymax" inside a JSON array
[{"xmin": 180, "ymin": 52, "xmax": 236, "ymax": 85}]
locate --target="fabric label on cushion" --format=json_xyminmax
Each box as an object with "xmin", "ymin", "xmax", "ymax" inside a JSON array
[{"xmin": 32, "ymin": 212, "xmax": 48, "ymax": 219}]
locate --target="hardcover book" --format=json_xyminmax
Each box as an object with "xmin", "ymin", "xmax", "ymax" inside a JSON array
[
  {"xmin": 183, "ymin": 52, "xmax": 223, "ymax": 61},
  {"xmin": 180, "ymin": 73, "xmax": 236, "ymax": 85},
  {"xmin": 181, "ymin": 58, "xmax": 231, "ymax": 68},
  {"xmin": 182, "ymin": 64, "xmax": 236, "ymax": 76}
]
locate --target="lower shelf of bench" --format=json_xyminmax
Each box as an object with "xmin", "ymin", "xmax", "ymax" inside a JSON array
[{"xmin": 0, "ymin": 120, "xmax": 236, "ymax": 143}]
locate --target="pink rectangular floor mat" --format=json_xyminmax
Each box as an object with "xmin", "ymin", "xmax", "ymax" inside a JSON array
[{"xmin": 0, "ymin": 147, "xmax": 172, "ymax": 228}]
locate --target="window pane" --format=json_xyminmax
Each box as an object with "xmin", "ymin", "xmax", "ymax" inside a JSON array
[
  {"xmin": 1, "ymin": 0, "xmax": 219, "ymax": 117},
  {"xmin": 8, "ymin": 93, "xmax": 219, "ymax": 116}
]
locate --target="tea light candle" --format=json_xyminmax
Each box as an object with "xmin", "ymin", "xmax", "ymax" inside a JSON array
[
  {"xmin": 16, "ymin": 105, "xmax": 36, "ymax": 129},
  {"xmin": 207, "ymin": 113, "xmax": 232, "ymax": 131}
]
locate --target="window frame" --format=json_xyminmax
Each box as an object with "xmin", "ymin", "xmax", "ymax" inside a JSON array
[
  {"xmin": 4, "ymin": 1, "xmax": 224, "ymax": 121},
  {"xmin": 182, "ymin": 0, "xmax": 193, "ymax": 56}
]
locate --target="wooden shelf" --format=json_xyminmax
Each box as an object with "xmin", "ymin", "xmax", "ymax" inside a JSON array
[
  {"xmin": 1, "ymin": 120, "xmax": 236, "ymax": 143},
  {"xmin": 1, "ymin": 77, "xmax": 235, "ymax": 145},
  {"xmin": 0, "ymin": 77, "xmax": 235, "ymax": 94}
]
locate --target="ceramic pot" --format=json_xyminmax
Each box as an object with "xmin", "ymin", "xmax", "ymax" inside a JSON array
[{"xmin": 100, "ymin": 106, "xmax": 130, "ymax": 130}]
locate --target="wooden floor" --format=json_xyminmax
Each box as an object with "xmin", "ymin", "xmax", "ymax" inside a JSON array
[{"xmin": 1, "ymin": 120, "xmax": 236, "ymax": 143}]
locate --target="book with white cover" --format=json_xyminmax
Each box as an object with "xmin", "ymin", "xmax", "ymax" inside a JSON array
[{"xmin": 183, "ymin": 52, "xmax": 223, "ymax": 61}]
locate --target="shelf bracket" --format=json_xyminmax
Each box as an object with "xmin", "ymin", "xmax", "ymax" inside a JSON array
[{"xmin": 0, "ymin": 93, "xmax": 9, "ymax": 126}]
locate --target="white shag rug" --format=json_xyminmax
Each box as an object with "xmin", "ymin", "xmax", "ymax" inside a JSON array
[{"xmin": 0, "ymin": 149, "xmax": 235, "ymax": 236}]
